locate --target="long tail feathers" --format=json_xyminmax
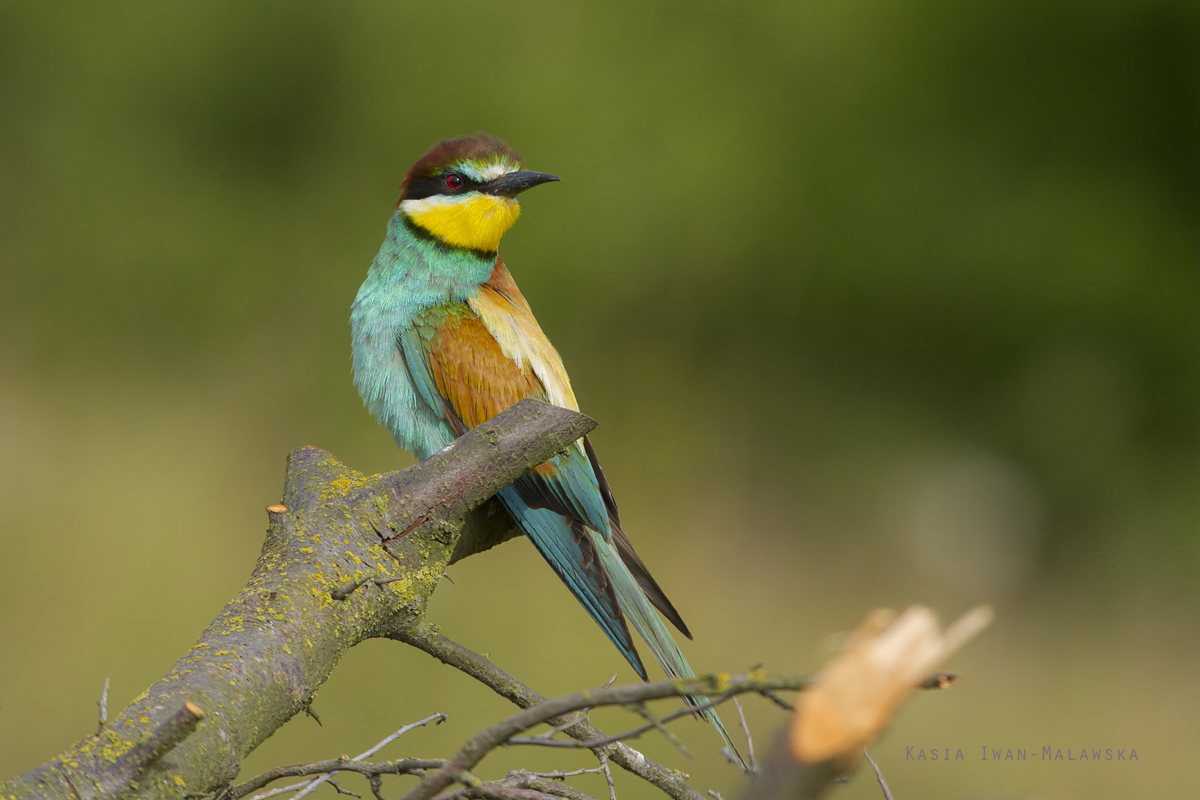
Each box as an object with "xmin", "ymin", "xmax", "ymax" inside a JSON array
[
  {"xmin": 498, "ymin": 486, "xmax": 748, "ymax": 772},
  {"xmin": 592, "ymin": 532, "xmax": 750, "ymax": 773}
]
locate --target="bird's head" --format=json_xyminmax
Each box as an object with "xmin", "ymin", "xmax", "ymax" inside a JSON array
[{"xmin": 397, "ymin": 133, "xmax": 560, "ymax": 254}]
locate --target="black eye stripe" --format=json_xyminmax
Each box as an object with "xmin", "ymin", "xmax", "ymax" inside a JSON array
[{"xmin": 404, "ymin": 172, "xmax": 480, "ymax": 201}]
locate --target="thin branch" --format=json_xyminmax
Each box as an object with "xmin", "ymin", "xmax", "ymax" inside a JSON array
[
  {"xmin": 534, "ymin": 713, "xmax": 592, "ymax": 741},
  {"xmin": 731, "ymin": 697, "xmax": 757, "ymax": 773},
  {"xmin": 391, "ymin": 627, "xmax": 741, "ymax": 800},
  {"xmin": 753, "ymin": 668, "xmax": 949, "ymax": 715},
  {"xmin": 246, "ymin": 781, "xmax": 310, "ymax": 800},
  {"xmin": 448, "ymin": 772, "xmax": 601, "ymax": 800},
  {"xmin": 757, "ymin": 690, "xmax": 794, "ymax": 712},
  {"xmin": 226, "ymin": 715, "xmax": 446, "ymax": 800},
  {"xmin": 357, "ymin": 714, "xmax": 449, "ymax": 760},
  {"xmin": 516, "ymin": 768, "xmax": 608, "ymax": 780},
  {"xmin": 399, "ymin": 672, "xmax": 808, "ymax": 800},
  {"xmin": 508, "ymin": 693, "xmax": 735, "ymax": 750},
  {"xmin": 628, "ymin": 703, "xmax": 690, "ymax": 758},
  {"xmin": 598, "ymin": 754, "xmax": 616, "ymax": 800},
  {"xmin": 862, "ymin": 749, "xmax": 894, "ymax": 800},
  {"xmin": 122, "ymin": 702, "xmax": 205, "ymax": 768},
  {"xmin": 97, "ymin": 678, "xmax": 110, "ymax": 734},
  {"xmin": 291, "ymin": 714, "xmax": 447, "ymax": 800},
  {"xmin": 919, "ymin": 672, "xmax": 956, "ymax": 690},
  {"xmin": 460, "ymin": 785, "xmax": 575, "ymax": 800},
  {"xmin": 102, "ymin": 702, "xmax": 206, "ymax": 798},
  {"xmin": 331, "ymin": 577, "xmax": 372, "ymax": 601},
  {"xmin": 327, "ymin": 779, "xmax": 361, "ymax": 798},
  {"xmin": 498, "ymin": 774, "xmax": 598, "ymax": 800},
  {"xmin": 232, "ymin": 758, "xmax": 445, "ymax": 800}
]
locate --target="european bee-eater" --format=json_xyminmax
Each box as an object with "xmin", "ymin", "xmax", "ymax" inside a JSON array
[{"xmin": 350, "ymin": 134, "xmax": 743, "ymax": 767}]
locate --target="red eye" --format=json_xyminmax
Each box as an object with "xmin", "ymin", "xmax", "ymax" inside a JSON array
[{"xmin": 445, "ymin": 174, "xmax": 463, "ymax": 190}]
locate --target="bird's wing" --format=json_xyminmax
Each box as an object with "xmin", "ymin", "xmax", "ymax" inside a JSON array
[
  {"xmin": 402, "ymin": 292, "xmax": 610, "ymax": 533},
  {"xmin": 397, "ymin": 288, "xmax": 645, "ymax": 673}
]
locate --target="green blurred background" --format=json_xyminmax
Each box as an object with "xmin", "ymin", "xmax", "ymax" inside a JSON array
[{"xmin": 1, "ymin": 1, "xmax": 1196, "ymax": 797}]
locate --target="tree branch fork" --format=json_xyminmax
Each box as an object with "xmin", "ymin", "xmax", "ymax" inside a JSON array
[{"xmin": 1, "ymin": 399, "xmax": 603, "ymax": 800}]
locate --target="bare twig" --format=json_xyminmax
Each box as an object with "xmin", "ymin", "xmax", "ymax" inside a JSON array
[
  {"xmin": 527, "ymin": 673, "xmax": 614, "ymax": 741},
  {"xmin": 508, "ymin": 693, "xmax": 735, "ymax": 750},
  {"xmin": 639, "ymin": 703, "xmax": 693, "ymax": 757},
  {"xmin": 731, "ymin": 697, "xmax": 757, "ymax": 773},
  {"xmin": 246, "ymin": 781, "xmax": 310, "ymax": 800},
  {"xmin": 598, "ymin": 755, "xmax": 616, "ymax": 800},
  {"xmin": 391, "ymin": 628, "xmax": 773, "ymax": 800},
  {"xmin": 331, "ymin": 577, "xmax": 373, "ymax": 601},
  {"xmin": 760, "ymin": 671, "xmax": 947, "ymax": 714},
  {"xmin": 457, "ymin": 782, "xmax": 584, "ymax": 800},
  {"xmin": 399, "ymin": 672, "xmax": 807, "ymax": 800},
  {"xmin": 757, "ymin": 690, "xmax": 794, "ymax": 712},
  {"xmin": 862, "ymin": 749, "xmax": 894, "ymax": 800},
  {"xmin": 290, "ymin": 714, "xmax": 447, "ymax": 800},
  {"xmin": 234, "ymin": 759, "xmax": 445, "ymax": 800},
  {"xmin": 101, "ymin": 702, "xmax": 205, "ymax": 798},
  {"xmin": 919, "ymin": 672, "xmax": 956, "ymax": 690},
  {"xmin": 359, "ymin": 714, "xmax": 447, "ymax": 759},
  {"xmin": 118, "ymin": 701, "xmax": 205, "ymax": 772},
  {"xmin": 430, "ymin": 766, "xmax": 610, "ymax": 800},
  {"xmin": 519, "ymin": 768, "xmax": 608, "ymax": 780},
  {"xmin": 474, "ymin": 772, "xmax": 601, "ymax": 800},
  {"xmin": 535, "ymin": 713, "xmax": 592, "ymax": 741},
  {"xmin": 228, "ymin": 715, "xmax": 447, "ymax": 800},
  {"xmin": 426, "ymin": 769, "xmax": 609, "ymax": 800},
  {"xmin": 327, "ymin": 779, "xmax": 361, "ymax": 798},
  {"xmin": 496, "ymin": 760, "xmax": 615, "ymax": 800},
  {"xmin": 97, "ymin": 678, "xmax": 110, "ymax": 734}
]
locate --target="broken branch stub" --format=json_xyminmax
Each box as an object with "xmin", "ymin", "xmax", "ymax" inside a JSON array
[{"xmin": 747, "ymin": 604, "xmax": 992, "ymax": 800}]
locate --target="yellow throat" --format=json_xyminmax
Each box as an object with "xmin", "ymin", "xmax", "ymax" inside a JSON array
[{"xmin": 401, "ymin": 194, "xmax": 521, "ymax": 252}]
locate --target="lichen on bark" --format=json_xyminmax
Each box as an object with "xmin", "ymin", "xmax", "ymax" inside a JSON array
[{"xmin": 1, "ymin": 400, "xmax": 595, "ymax": 800}]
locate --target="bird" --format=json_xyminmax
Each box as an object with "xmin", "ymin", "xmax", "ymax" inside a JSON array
[{"xmin": 350, "ymin": 133, "xmax": 744, "ymax": 769}]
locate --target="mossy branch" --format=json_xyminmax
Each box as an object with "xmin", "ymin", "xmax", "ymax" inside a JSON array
[{"xmin": 0, "ymin": 399, "xmax": 594, "ymax": 800}]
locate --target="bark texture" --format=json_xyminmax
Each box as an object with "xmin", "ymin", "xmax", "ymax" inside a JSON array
[{"xmin": 1, "ymin": 399, "xmax": 595, "ymax": 800}]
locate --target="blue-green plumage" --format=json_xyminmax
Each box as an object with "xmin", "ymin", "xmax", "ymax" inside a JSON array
[
  {"xmin": 351, "ymin": 213, "xmax": 492, "ymax": 457},
  {"xmin": 351, "ymin": 134, "xmax": 746, "ymax": 770}
]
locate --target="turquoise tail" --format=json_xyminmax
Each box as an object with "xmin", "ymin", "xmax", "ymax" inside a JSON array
[
  {"xmin": 498, "ymin": 485, "xmax": 749, "ymax": 772},
  {"xmin": 592, "ymin": 531, "xmax": 748, "ymax": 772}
]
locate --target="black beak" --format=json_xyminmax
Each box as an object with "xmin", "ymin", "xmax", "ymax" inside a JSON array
[{"xmin": 482, "ymin": 170, "xmax": 561, "ymax": 197}]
